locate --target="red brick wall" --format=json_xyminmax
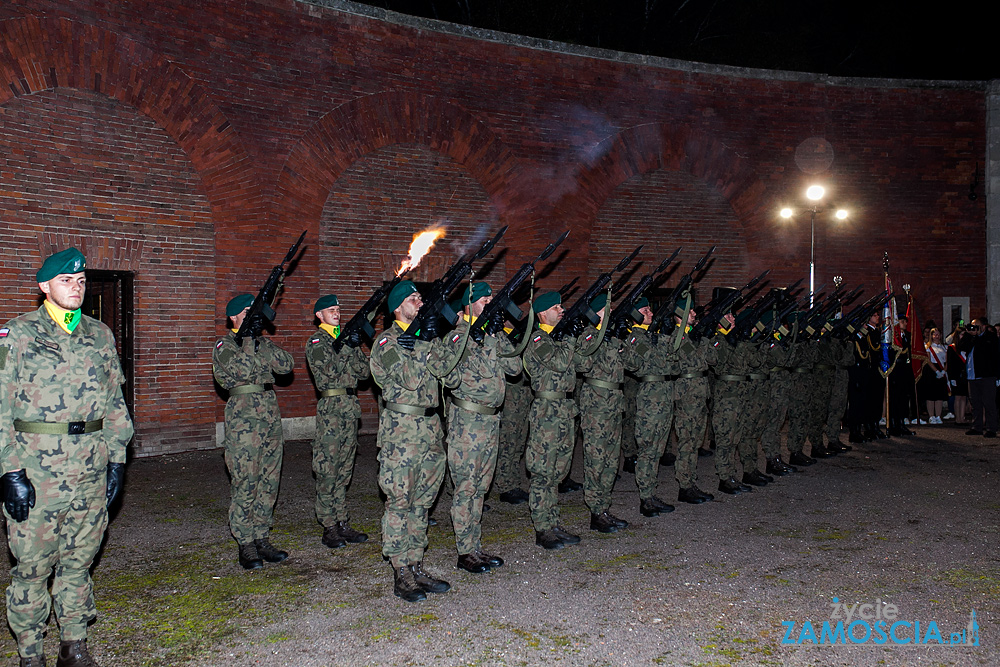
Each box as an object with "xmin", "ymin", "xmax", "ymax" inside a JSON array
[{"xmin": 0, "ymin": 2, "xmax": 985, "ymax": 453}]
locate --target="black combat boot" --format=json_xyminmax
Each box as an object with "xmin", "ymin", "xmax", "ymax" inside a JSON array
[
  {"xmin": 20, "ymin": 656, "xmax": 46, "ymax": 667},
  {"xmin": 659, "ymin": 451, "xmax": 676, "ymax": 466},
  {"xmin": 590, "ymin": 511, "xmax": 627, "ymax": 533},
  {"xmin": 55, "ymin": 639, "xmax": 97, "ymax": 667},
  {"xmin": 475, "ymin": 550, "xmax": 504, "ymax": 567},
  {"xmin": 254, "ymin": 538, "xmax": 288, "ymax": 563},
  {"xmin": 719, "ymin": 477, "xmax": 751, "ymax": 494},
  {"xmin": 535, "ymin": 529, "xmax": 564, "ymax": 550},
  {"xmin": 393, "ymin": 566, "xmax": 426, "ymax": 602},
  {"xmin": 410, "ymin": 562, "xmax": 450, "ymax": 593},
  {"xmin": 457, "ymin": 552, "xmax": 491, "ymax": 573},
  {"xmin": 640, "ymin": 496, "xmax": 675, "ymax": 517},
  {"xmin": 742, "ymin": 471, "xmax": 769, "ymax": 487},
  {"xmin": 622, "ymin": 456, "xmax": 637, "ymax": 474},
  {"xmin": 498, "ymin": 488, "xmax": 529, "ymax": 504},
  {"xmin": 336, "ymin": 521, "xmax": 368, "ymax": 543},
  {"xmin": 552, "ymin": 526, "xmax": 581, "ymax": 544},
  {"xmin": 811, "ymin": 445, "xmax": 835, "ymax": 458},
  {"xmin": 321, "ymin": 526, "xmax": 347, "ymax": 549},
  {"xmin": 828, "ymin": 440, "xmax": 853, "ymax": 453},
  {"xmin": 558, "ymin": 476, "xmax": 583, "ymax": 493},
  {"xmin": 238, "ymin": 543, "xmax": 263, "ymax": 570},
  {"xmin": 788, "ymin": 451, "xmax": 816, "ymax": 466},
  {"xmin": 678, "ymin": 487, "xmax": 711, "ymax": 504}
]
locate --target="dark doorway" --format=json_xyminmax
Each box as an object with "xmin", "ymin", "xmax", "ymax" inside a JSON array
[{"xmin": 82, "ymin": 270, "xmax": 135, "ymax": 417}]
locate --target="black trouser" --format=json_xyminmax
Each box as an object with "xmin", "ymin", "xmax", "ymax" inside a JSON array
[{"xmin": 968, "ymin": 377, "xmax": 998, "ymax": 432}]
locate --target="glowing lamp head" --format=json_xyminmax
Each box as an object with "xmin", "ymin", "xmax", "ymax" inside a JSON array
[
  {"xmin": 806, "ymin": 185, "xmax": 825, "ymax": 201},
  {"xmin": 780, "ymin": 208, "xmax": 794, "ymax": 219},
  {"xmin": 835, "ymin": 209, "xmax": 848, "ymax": 220}
]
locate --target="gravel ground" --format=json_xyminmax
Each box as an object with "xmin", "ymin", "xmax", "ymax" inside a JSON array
[{"xmin": 1, "ymin": 423, "xmax": 996, "ymax": 667}]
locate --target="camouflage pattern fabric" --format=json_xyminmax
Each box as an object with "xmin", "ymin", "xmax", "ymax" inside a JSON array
[
  {"xmin": 370, "ymin": 321, "xmax": 467, "ymax": 567},
  {"xmin": 305, "ymin": 328, "xmax": 369, "ymax": 526},
  {"xmin": 672, "ymin": 337, "xmax": 717, "ymax": 489},
  {"xmin": 0, "ymin": 306, "xmax": 133, "ymax": 657},
  {"xmin": 523, "ymin": 329, "xmax": 582, "ymax": 531},
  {"xmin": 623, "ymin": 326, "xmax": 675, "ymax": 500},
  {"xmin": 213, "ymin": 333, "xmax": 294, "ymax": 545},
  {"xmin": 577, "ymin": 327, "xmax": 626, "ymax": 513},
  {"xmin": 620, "ymin": 373, "xmax": 639, "ymax": 458},
  {"xmin": 786, "ymin": 341, "xmax": 822, "ymax": 455},
  {"xmin": 443, "ymin": 330, "xmax": 519, "ymax": 554},
  {"xmin": 737, "ymin": 342, "xmax": 771, "ymax": 473},
  {"xmin": 712, "ymin": 339, "xmax": 751, "ymax": 481},
  {"xmin": 761, "ymin": 343, "xmax": 797, "ymax": 458},
  {"xmin": 825, "ymin": 338, "xmax": 854, "ymax": 444},
  {"xmin": 495, "ymin": 372, "xmax": 530, "ymax": 494}
]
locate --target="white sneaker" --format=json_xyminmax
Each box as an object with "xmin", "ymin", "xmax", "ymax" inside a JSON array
[
  {"xmin": 944, "ymin": 412, "xmax": 955, "ymax": 420},
  {"xmin": 917, "ymin": 418, "xmax": 928, "ymax": 425},
  {"xmin": 903, "ymin": 418, "xmax": 911, "ymax": 425},
  {"xmin": 879, "ymin": 418, "xmax": 886, "ymax": 426}
]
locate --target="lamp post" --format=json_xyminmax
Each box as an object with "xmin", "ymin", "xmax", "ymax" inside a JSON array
[{"xmin": 780, "ymin": 185, "xmax": 849, "ymax": 307}]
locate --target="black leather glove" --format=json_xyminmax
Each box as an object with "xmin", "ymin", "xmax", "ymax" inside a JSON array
[
  {"xmin": 397, "ymin": 332, "xmax": 416, "ymax": 351},
  {"xmin": 344, "ymin": 329, "xmax": 363, "ymax": 348},
  {"xmin": 1, "ymin": 470, "xmax": 35, "ymax": 522},
  {"xmin": 569, "ymin": 318, "xmax": 585, "ymax": 337},
  {"xmin": 470, "ymin": 326, "xmax": 486, "ymax": 345},
  {"xmin": 106, "ymin": 462, "xmax": 126, "ymax": 507},
  {"xmin": 422, "ymin": 317, "xmax": 440, "ymax": 340},
  {"xmin": 485, "ymin": 316, "xmax": 504, "ymax": 336}
]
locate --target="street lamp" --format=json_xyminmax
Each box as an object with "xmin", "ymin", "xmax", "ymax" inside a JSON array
[{"xmin": 779, "ymin": 186, "xmax": 849, "ymax": 307}]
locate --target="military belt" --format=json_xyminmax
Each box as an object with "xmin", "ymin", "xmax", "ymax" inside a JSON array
[
  {"xmin": 678, "ymin": 371, "xmax": 707, "ymax": 379},
  {"xmin": 384, "ymin": 402, "xmax": 437, "ymax": 417},
  {"xmin": 814, "ymin": 364, "xmax": 835, "ymax": 371},
  {"xmin": 229, "ymin": 384, "xmax": 272, "ymax": 396},
  {"xmin": 793, "ymin": 367, "xmax": 812, "ymax": 374},
  {"xmin": 534, "ymin": 390, "xmax": 573, "ymax": 400},
  {"xmin": 717, "ymin": 374, "xmax": 748, "ymax": 381},
  {"xmin": 14, "ymin": 419, "xmax": 103, "ymax": 435},
  {"xmin": 450, "ymin": 397, "xmax": 499, "ymax": 415},
  {"xmin": 320, "ymin": 388, "xmax": 356, "ymax": 398},
  {"xmin": 584, "ymin": 378, "xmax": 623, "ymax": 390},
  {"xmin": 637, "ymin": 374, "xmax": 667, "ymax": 383},
  {"xmin": 748, "ymin": 373, "xmax": 769, "ymax": 381}
]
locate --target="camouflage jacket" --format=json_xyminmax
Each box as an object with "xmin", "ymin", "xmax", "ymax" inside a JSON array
[
  {"xmin": 0, "ymin": 306, "xmax": 133, "ymax": 477},
  {"xmin": 305, "ymin": 327, "xmax": 369, "ymax": 418},
  {"xmin": 523, "ymin": 329, "xmax": 583, "ymax": 394},
  {"xmin": 576, "ymin": 326, "xmax": 627, "ymax": 383},
  {"xmin": 622, "ymin": 326, "xmax": 674, "ymax": 376},
  {"xmin": 675, "ymin": 337, "xmax": 717, "ymax": 374},
  {"xmin": 213, "ymin": 332, "xmax": 294, "ymax": 392},
  {"xmin": 831, "ymin": 338, "xmax": 855, "ymax": 367},
  {"xmin": 370, "ymin": 320, "xmax": 469, "ymax": 409},
  {"xmin": 445, "ymin": 331, "xmax": 521, "ymax": 408}
]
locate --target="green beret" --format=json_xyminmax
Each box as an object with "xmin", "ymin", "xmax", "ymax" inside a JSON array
[
  {"xmin": 635, "ymin": 297, "xmax": 649, "ymax": 310},
  {"xmin": 314, "ymin": 294, "xmax": 339, "ymax": 313},
  {"xmin": 226, "ymin": 293, "xmax": 254, "ymax": 317},
  {"xmin": 388, "ymin": 280, "xmax": 418, "ymax": 314},
  {"xmin": 590, "ymin": 293, "xmax": 608, "ymax": 312},
  {"xmin": 37, "ymin": 248, "xmax": 86, "ymax": 283},
  {"xmin": 532, "ymin": 291, "xmax": 561, "ymax": 314},
  {"xmin": 462, "ymin": 282, "xmax": 492, "ymax": 305}
]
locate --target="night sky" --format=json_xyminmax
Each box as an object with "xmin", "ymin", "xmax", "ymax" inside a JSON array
[{"xmin": 353, "ymin": 0, "xmax": 997, "ymax": 82}]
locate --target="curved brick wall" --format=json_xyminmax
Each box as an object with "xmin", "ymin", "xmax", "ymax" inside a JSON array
[{"xmin": 0, "ymin": 1, "xmax": 985, "ymax": 453}]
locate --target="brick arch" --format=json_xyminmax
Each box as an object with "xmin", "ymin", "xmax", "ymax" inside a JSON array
[
  {"xmin": 273, "ymin": 90, "xmax": 531, "ymax": 243},
  {"xmin": 0, "ymin": 16, "xmax": 262, "ymax": 236},
  {"xmin": 551, "ymin": 123, "xmax": 774, "ymax": 267}
]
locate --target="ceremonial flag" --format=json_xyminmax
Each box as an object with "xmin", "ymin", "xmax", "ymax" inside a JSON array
[
  {"xmin": 881, "ymin": 252, "xmax": 896, "ymax": 376},
  {"xmin": 907, "ymin": 293, "xmax": 927, "ymax": 383}
]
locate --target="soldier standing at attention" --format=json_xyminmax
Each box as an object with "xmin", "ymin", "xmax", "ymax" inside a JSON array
[
  {"xmin": 213, "ymin": 293, "xmax": 294, "ymax": 570},
  {"xmin": 494, "ymin": 365, "xmax": 531, "ymax": 504},
  {"xmin": 369, "ymin": 280, "xmax": 468, "ymax": 602},
  {"xmin": 444, "ymin": 283, "xmax": 521, "ymax": 573},
  {"xmin": 305, "ymin": 294, "xmax": 370, "ymax": 549},
  {"xmin": 524, "ymin": 291, "xmax": 586, "ymax": 550},
  {"xmin": 1, "ymin": 248, "xmax": 133, "ymax": 667}
]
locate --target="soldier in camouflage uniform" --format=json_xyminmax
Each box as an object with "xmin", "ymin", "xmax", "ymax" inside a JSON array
[
  {"xmin": 305, "ymin": 294, "xmax": 370, "ymax": 550},
  {"xmin": 1, "ymin": 248, "xmax": 133, "ymax": 667},
  {"xmin": 711, "ymin": 310, "xmax": 756, "ymax": 495},
  {"xmin": 622, "ymin": 298, "xmax": 678, "ymax": 516},
  {"xmin": 671, "ymin": 303, "xmax": 718, "ymax": 504},
  {"xmin": 523, "ymin": 292, "xmax": 586, "ymax": 550},
  {"xmin": 494, "ymin": 369, "xmax": 531, "ymax": 504},
  {"xmin": 369, "ymin": 280, "xmax": 468, "ymax": 602},
  {"xmin": 733, "ymin": 316, "xmax": 776, "ymax": 487},
  {"xmin": 213, "ymin": 293, "xmax": 295, "ymax": 570},
  {"xmin": 825, "ymin": 331, "xmax": 855, "ymax": 452},
  {"xmin": 576, "ymin": 293, "xmax": 629, "ymax": 532},
  {"xmin": 443, "ymin": 283, "xmax": 520, "ymax": 573},
  {"xmin": 761, "ymin": 328, "xmax": 800, "ymax": 475},
  {"xmin": 785, "ymin": 336, "xmax": 829, "ymax": 465}
]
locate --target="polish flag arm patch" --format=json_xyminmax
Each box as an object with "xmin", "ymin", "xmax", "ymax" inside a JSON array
[
  {"xmin": 0, "ymin": 328, "xmax": 8, "ymax": 338},
  {"xmin": 215, "ymin": 340, "xmax": 224, "ymax": 349},
  {"xmin": 378, "ymin": 337, "xmax": 388, "ymax": 347},
  {"xmin": 532, "ymin": 335, "xmax": 542, "ymax": 343}
]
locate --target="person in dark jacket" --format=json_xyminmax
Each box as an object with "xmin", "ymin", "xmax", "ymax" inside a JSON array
[{"xmin": 957, "ymin": 318, "xmax": 999, "ymax": 438}]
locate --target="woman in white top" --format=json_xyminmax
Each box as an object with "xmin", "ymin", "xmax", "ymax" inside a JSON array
[{"xmin": 920, "ymin": 328, "xmax": 950, "ymax": 423}]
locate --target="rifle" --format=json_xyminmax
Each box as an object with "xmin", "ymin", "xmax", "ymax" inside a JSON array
[
  {"xmin": 688, "ymin": 269, "xmax": 769, "ymax": 341},
  {"xmin": 409, "ymin": 226, "xmax": 508, "ymax": 340},
  {"xmin": 549, "ymin": 245, "xmax": 642, "ymax": 341},
  {"xmin": 650, "ymin": 245, "xmax": 716, "ymax": 334},
  {"xmin": 334, "ymin": 271, "xmax": 409, "ymax": 352},
  {"xmin": 608, "ymin": 247, "xmax": 681, "ymax": 336},
  {"xmin": 234, "ymin": 231, "xmax": 306, "ymax": 345},
  {"xmin": 833, "ymin": 290, "xmax": 890, "ymax": 337},
  {"xmin": 738, "ymin": 279, "xmax": 804, "ymax": 341},
  {"xmin": 469, "ymin": 231, "xmax": 570, "ymax": 342}
]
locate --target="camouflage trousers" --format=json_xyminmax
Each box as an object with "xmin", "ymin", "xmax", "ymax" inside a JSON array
[
  {"xmin": 579, "ymin": 383, "xmax": 623, "ymax": 513},
  {"xmin": 526, "ymin": 398, "xmax": 576, "ymax": 531},
  {"xmin": 787, "ymin": 370, "xmax": 828, "ymax": 454},
  {"xmin": 446, "ymin": 404, "xmax": 500, "ymax": 555},
  {"xmin": 620, "ymin": 375, "xmax": 639, "ymax": 458},
  {"xmin": 377, "ymin": 412, "xmax": 446, "ymax": 568},
  {"xmin": 673, "ymin": 376, "xmax": 710, "ymax": 488},
  {"xmin": 713, "ymin": 381, "xmax": 749, "ymax": 480},
  {"xmin": 739, "ymin": 378, "xmax": 770, "ymax": 472},
  {"xmin": 494, "ymin": 380, "xmax": 530, "ymax": 494},
  {"xmin": 633, "ymin": 379, "xmax": 673, "ymax": 500},
  {"xmin": 224, "ymin": 392, "xmax": 284, "ymax": 545},
  {"xmin": 825, "ymin": 369, "xmax": 850, "ymax": 444},
  {"xmin": 761, "ymin": 371, "xmax": 792, "ymax": 458},
  {"xmin": 5, "ymin": 473, "xmax": 106, "ymax": 658},
  {"xmin": 313, "ymin": 400, "xmax": 359, "ymax": 527}
]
